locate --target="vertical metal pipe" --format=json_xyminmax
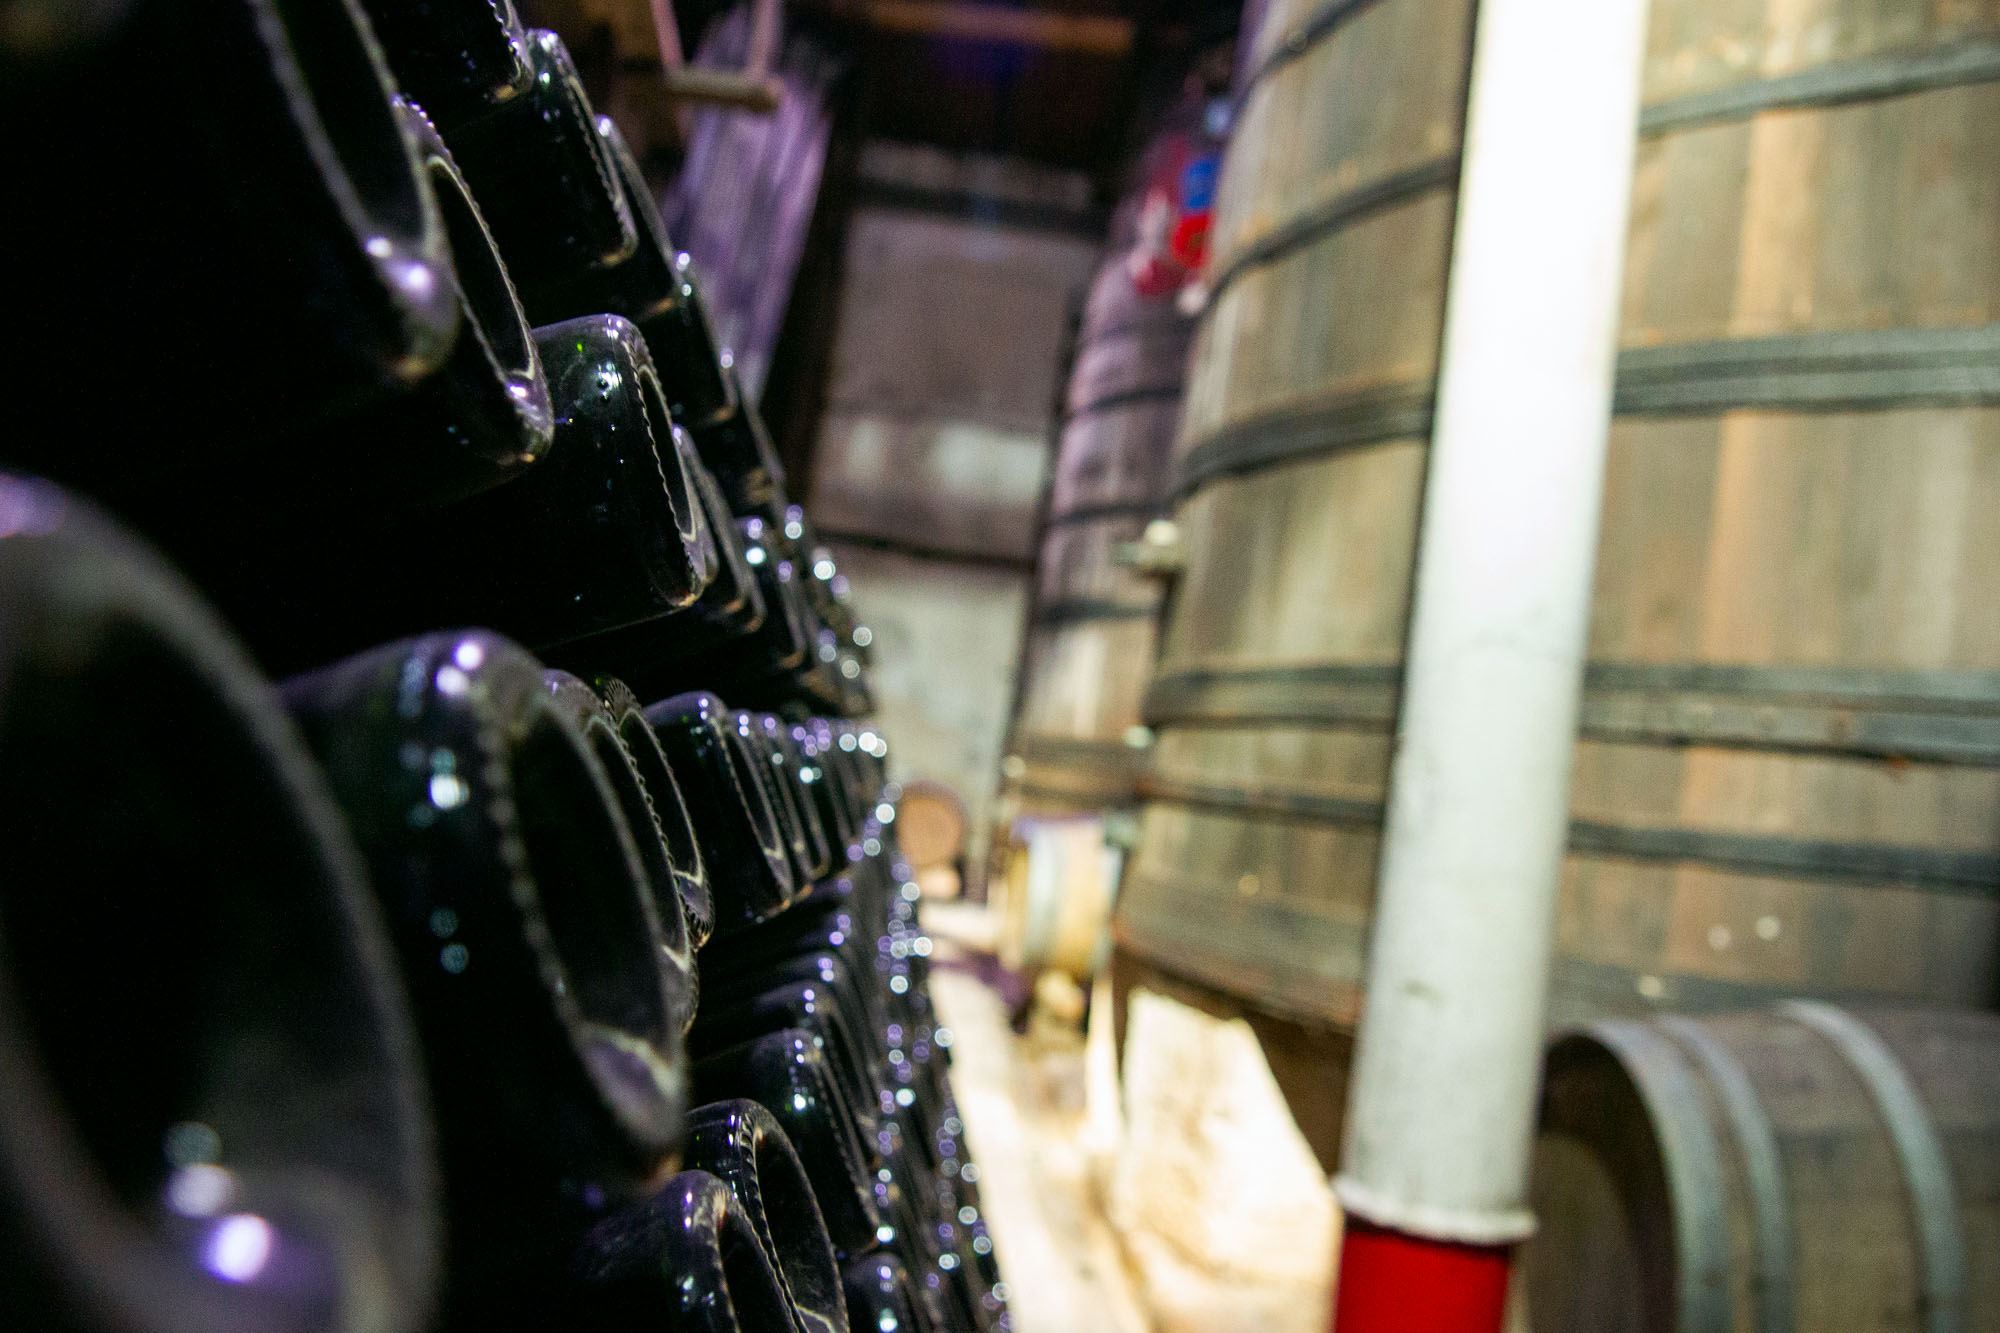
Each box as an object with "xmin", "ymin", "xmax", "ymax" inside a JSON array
[{"xmin": 1330, "ymin": 2, "xmax": 1650, "ymax": 1328}]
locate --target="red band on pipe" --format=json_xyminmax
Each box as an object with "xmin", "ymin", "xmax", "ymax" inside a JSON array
[{"xmin": 1330, "ymin": 1220, "xmax": 1513, "ymax": 1333}]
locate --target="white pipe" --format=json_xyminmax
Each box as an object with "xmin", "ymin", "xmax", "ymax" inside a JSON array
[{"xmin": 1332, "ymin": 0, "xmax": 1651, "ymax": 1247}]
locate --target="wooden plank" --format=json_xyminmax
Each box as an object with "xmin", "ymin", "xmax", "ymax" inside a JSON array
[{"xmin": 861, "ymin": 1, "xmax": 1133, "ymax": 55}]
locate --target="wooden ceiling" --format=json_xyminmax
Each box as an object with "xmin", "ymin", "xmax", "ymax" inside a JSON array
[{"xmin": 525, "ymin": 0, "xmax": 1239, "ymax": 174}]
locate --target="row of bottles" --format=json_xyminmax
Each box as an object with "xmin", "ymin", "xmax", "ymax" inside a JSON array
[{"xmin": 0, "ymin": 0, "xmax": 991, "ymax": 1329}]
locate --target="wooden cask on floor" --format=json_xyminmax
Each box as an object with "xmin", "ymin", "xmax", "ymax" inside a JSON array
[
  {"xmin": 1524, "ymin": 1004, "xmax": 2000, "ymax": 1332},
  {"xmin": 1007, "ymin": 254, "xmax": 1194, "ymax": 814},
  {"xmin": 1118, "ymin": 0, "xmax": 2000, "ymax": 1055}
]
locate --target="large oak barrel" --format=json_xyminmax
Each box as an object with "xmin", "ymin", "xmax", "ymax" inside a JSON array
[
  {"xmin": 1005, "ymin": 228, "xmax": 1199, "ymax": 815},
  {"xmin": 1116, "ymin": 0, "xmax": 1476, "ymax": 1029},
  {"xmin": 1524, "ymin": 1004, "xmax": 2000, "ymax": 1332},
  {"xmin": 1117, "ymin": 0, "xmax": 2000, "ymax": 1087}
]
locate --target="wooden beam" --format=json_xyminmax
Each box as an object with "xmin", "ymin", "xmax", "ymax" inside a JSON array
[
  {"xmin": 659, "ymin": 64, "xmax": 784, "ymax": 110},
  {"xmin": 862, "ymin": 1, "xmax": 1133, "ymax": 56}
]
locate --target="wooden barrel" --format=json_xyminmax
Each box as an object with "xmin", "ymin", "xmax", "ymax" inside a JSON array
[
  {"xmin": 1117, "ymin": 0, "xmax": 2000, "ymax": 1068},
  {"xmin": 895, "ymin": 778, "xmax": 967, "ymax": 873},
  {"xmin": 1007, "ymin": 252, "xmax": 1195, "ymax": 814},
  {"xmin": 1524, "ymin": 1004, "xmax": 2000, "ymax": 1332},
  {"xmin": 1116, "ymin": 0, "xmax": 1476, "ymax": 1030},
  {"xmin": 999, "ymin": 815, "xmax": 1121, "ymax": 979}
]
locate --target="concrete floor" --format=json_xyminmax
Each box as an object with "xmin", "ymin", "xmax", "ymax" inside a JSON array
[
  {"xmin": 929, "ymin": 927, "xmax": 1153, "ymax": 1333},
  {"xmin": 927, "ymin": 903, "xmax": 1339, "ymax": 1333}
]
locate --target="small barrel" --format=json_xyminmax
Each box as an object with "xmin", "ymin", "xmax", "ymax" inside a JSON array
[
  {"xmin": 1000, "ymin": 816, "xmax": 1121, "ymax": 980},
  {"xmin": 1525, "ymin": 1004, "xmax": 2000, "ymax": 1333},
  {"xmin": 897, "ymin": 779, "xmax": 969, "ymax": 876}
]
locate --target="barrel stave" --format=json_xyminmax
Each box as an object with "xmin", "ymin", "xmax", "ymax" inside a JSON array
[
  {"xmin": 1640, "ymin": 0, "xmax": 2000, "ymax": 108},
  {"xmin": 1160, "ymin": 448, "xmax": 1427, "ymax": 670},
  {"xmin": 1017, "ymin": 620, "xmax": 1158, "ymax": 738},
  {"xmin": 1121, "ymin": 799, "xmax": 1377, "ymax": 1024},
  {"xmin": 1050, "ymin": 398, "xmax": 1182, "ymax": 516},
  {"xmin": 1592, "ymin": 413, "xmax": 2000, "ymax": 671},
  {"xmin": 1123, "ymin": 0, "xmax": 1471, "ymax": 1080},
  {"xmin": 1034, "ymin": 516, "xmax": 1158, "ymax": 608},
  {"xmin": 1179, "ymin": 194, "xmax": 1455, "ymax": 451},
  {"xmin": 1210, "ymin": 0, "xmax": 1475, "ymax": 274},
  {"xmin": 1725, "ymin": 1012, "xmax": 1925, "ymax": 1330}
]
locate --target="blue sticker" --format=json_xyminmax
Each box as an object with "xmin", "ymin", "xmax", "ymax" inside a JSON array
[{"xmin": 1181, "ymin": 154, "xmax": 1220, "ymax": 211}]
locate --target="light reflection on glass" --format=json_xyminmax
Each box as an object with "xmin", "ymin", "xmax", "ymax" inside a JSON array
[
  {"xmin": 391, "ymin": 259, "xmax": 437, "ymax": 299},
  {"xmin": 163, "ymin": 1121, "xmax": 221, "ymax": 1167},
  {"xmin": 166, "ymin": 1164, "xmax": 234, "ymax": 1218},
  {"xmin": 204, "ymin": 1214, "xmax": 274, "ymax": 1283}
]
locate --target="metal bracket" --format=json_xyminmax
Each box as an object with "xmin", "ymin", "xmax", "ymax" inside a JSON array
[
  {"xmin": 1112, "ymin": 518, "xmax": 1187, "ymax": 577},
  {"xmin": 648, "ymin": 0, "xmax": 785, "ymax": 112}
]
